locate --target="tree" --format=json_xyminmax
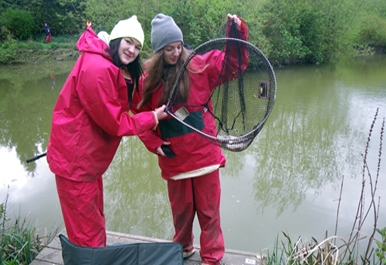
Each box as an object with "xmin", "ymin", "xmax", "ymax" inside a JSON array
[{"xmin": 0, "ymin": 8, "xmax": 36, "ymax": 40}]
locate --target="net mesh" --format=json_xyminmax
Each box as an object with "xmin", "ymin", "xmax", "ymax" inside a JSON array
[{"xmin": 166, "ymin": 25, "xmax": 276, "ymax": 152}]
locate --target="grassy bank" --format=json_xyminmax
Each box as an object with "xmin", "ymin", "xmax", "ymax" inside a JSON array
[
  {"xmin": 1, "ymin": 29, "xmax": 385, "ymax": 66},
  {"xmin": 2, "ymin": 0, "xmax": 386, "ymax": 66},
  {"xmin": 1, "ymin": 35, "xmax": 80, "ymax": 65},
  {"xmin": 18, "ymin": 35, "xmax": 80, "ymax": 64}
]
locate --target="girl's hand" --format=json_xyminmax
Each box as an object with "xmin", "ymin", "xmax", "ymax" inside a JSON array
[
  {"xmin": 154, "ymin": 105, "xmax": 168, "ymax": 120},
  {"xmin": 227, "ymin": 14, "xmax": 241, "ymax": 29},
  {"xmin": 156, "ymin": 141, "xmax": 171, "ymax": 156}
]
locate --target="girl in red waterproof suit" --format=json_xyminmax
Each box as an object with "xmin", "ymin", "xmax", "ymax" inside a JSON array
[
  {"xmin": 46, "ymin": 16, "xmax": 167, "ymax": 247},
  {"xmin": 132, "ymin": 13, "xmax": 248, "ymax": 265}
]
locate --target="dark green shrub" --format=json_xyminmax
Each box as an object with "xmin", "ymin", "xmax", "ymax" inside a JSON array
[
  {"xmin": 258, "ymin": 0, "xmax": 353, "ymax": 66},
  {"xmin": 356, "ymin": 14, "xmax": 386, "ymax": 48},
  {"xmin": 0, "ymin": 9, "xmax": 37, "ymax": 40},
  {"xmin": 0, "ymin": 35, "xmax": 17, "ymax": 64},
  {"xmin": 0, "ymin": 25, "xmax": 11, "ymax": 42}
]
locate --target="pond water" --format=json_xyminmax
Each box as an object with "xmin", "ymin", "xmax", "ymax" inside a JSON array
[{"xmin": 0, "ymin": 56, "xmax": 385, "ymax": 254}]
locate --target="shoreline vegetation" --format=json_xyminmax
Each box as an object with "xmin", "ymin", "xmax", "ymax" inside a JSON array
[
  {"xmin": 1, "ymin": 0, "xmax": 386, "ymax": 66},
  {"xmin": 11, "ymin": 37, "xmax": 372, "ymax": 67},
  {"xmin": 1, "ymin": 189, "xmax": 59, "ymax": 265},
  {"xmin": 2, "ymin": 33, "xmax": 385, "ymax": 66},
  {"xmin": 16, "ymin": 46, "xmax": 79, "ymax": 64},
  {"xmin": 3, "ymin": 35, "xmax": 80, "ymax": 65}
]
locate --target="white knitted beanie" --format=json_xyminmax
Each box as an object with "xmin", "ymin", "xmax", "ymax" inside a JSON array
[
  {"xmin": 151, "ymin": 14, "xmax": 183, "ymax": 52},
  {"xmin": 109, "ymin": 15, "xmax": 144, "ymax": 49}
]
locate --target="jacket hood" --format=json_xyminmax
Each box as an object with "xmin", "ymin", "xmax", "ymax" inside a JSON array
[{"xmin": 76, "ymin": 26, "xmax": 110, "ymax": 60}]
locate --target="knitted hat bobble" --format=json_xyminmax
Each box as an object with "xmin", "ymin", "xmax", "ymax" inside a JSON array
[
  {"xmin": 109, "ymin": 15, "xmax": 144, "ymax": 49},
  {"xmin": 97, "ymin": 31, "xmax": 109, "ymax": 45},
  {"xmin": 151, "ymin": 14, "xmax": 183, "ymax": 52}
]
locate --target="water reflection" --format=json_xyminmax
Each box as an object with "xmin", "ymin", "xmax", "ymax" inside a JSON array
[
  {"xmin": 103, "ymin": 137, "xmax": 174, "ymax": 239},
  {"xmin": 0, "ymin": 61, "xmax": 75, "ymax": 176},
  {"xmin": 225, "ymin": 64, "xmax": 368, "ymax": 216}
]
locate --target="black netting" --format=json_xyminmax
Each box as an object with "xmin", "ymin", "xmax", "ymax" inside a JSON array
[{"xmin": 166, "ymin": 24, "xmax": 276, "ymax": 152}]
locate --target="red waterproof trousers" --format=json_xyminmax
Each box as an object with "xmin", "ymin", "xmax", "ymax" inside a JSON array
[
  {"xmin": 55, "ymin": 175, "xmax": 106, "ymax": 247},
  {"xmin": 167, "ymin": 170, "xmax": 224, "ymax": 265}
]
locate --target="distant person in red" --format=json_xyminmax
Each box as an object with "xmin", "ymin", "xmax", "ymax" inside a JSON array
[{"xmin": 44, "ymin": 23, "xmax": 51, "ymax": 43}]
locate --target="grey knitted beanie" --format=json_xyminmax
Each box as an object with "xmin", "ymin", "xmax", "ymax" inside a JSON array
[{"xmin": 151, "ymin": 14, "xmax": 183, "ymax": 52}]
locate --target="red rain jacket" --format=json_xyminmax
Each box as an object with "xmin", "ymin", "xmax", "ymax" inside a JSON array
[
  {"xmin": 132, "ymin": 18, "xmax": 248, "ymax": 180},
  {"xmin": 47, "ymin": 27, "xmax": 157, "ymax": 182}
]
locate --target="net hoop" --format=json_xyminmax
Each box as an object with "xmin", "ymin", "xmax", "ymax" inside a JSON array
[{"xmin": 165, "ymin": 37, "xmax": 277, "ymax": 152}]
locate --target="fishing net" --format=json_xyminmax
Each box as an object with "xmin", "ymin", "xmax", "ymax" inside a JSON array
[{"xmin": 165, "ymin": 23, "xmax": 276, "ymax": 152}]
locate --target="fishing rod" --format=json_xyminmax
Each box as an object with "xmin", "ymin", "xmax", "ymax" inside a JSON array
[{"xmin": 26, "ymin": 152, "xmax": 46, "ymax": 163}]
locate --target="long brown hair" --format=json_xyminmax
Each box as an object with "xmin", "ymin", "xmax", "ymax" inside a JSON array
[{"xmin": 138, "ymin": 46, "xmax": 190, "ymax": 109}]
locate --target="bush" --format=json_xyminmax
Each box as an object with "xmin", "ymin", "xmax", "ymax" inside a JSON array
[
  {"xmin": 258, "ymin": 0, "xmax": 356, "ymax": 66},
  {"xmin": 0, "ymin": 25, "xmax": 11, "ymax": 42},
  {"xmin": 0, "ymin": 35, "xmax": 18, "ymax": 64},
  {"xmin": 356, "ymin": 14, "xmax": 386, "ymax": 48},
  {"xmin": 0, "ymin": 9, "xmax": 37, "ymax": 40}
]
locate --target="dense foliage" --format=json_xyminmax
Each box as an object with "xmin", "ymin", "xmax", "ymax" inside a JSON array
[
  {"xmin": 0, "ymin": 0, "xmax": 386, "ymax": 65},
  {"xmin": 0, "ymin": 8, "xmax": 36, "ymax": 40},
  {"xmin": 0, "ymin": 35, "xmax": 17, "ymax": 63}
]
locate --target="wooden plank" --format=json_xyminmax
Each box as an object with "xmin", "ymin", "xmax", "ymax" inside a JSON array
[{"xmin": 30, "ymin": 231, "xmax": 261, "ymax": 265}]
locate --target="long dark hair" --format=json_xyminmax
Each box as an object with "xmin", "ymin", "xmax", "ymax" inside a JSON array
[{"xmin": 107, "ymin": 38, "xmax": 143, "ymax": 90}]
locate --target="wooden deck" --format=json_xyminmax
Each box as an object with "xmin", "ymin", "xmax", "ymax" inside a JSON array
[{"xmin": 30, "ymin": 230, "xmax": 262, "ymax": 265}]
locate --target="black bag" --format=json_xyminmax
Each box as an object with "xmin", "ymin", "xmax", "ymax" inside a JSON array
[{"xmin": 59, "ymin": 234, "xmax": 183, "ymax": 265}]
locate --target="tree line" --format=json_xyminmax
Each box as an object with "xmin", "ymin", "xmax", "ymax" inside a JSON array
[{"xmin": 1, "ymin": 0, "xmax": 386, "ymax": 65}]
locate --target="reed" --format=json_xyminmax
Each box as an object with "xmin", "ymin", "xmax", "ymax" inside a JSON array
[
  {"xmin": 261, "ymin": 108, "xmax": 385, "ymax": 265},
  {"xmin": 0, "ymin": 189, "xmax": 59, "ymax": 265}
]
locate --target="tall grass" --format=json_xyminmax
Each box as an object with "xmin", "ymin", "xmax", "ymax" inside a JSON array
[
  {"xmin": 261, "ymin": 109, "xmax": 385, "ymax": 265},
  {"xmin": 0, "ymin": 189, "xmax": 59, "ymax": 265},
  {"xmin": 18, "ymin": 34, "xmax": 79, "ymax": 50},
  {"xmin": 12, "ymin": 35, "xmax": 79, "ymax": 64}
]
